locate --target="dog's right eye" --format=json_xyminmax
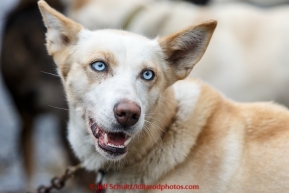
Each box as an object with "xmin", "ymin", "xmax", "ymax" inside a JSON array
[{"xmin": 91, "ymin": 61, "xmax": 107, "ymax": 72}]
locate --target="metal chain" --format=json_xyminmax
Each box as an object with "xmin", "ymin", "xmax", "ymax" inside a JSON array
[{"xmin": 27, "ymin": 163, "xmax": 82, "ymax": 193}]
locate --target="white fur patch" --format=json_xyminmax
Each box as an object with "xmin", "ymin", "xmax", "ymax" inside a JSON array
[
  {"xmin": 67, "ymin": 106, "xmax": 107, "ymax": 171},
  {"xmin": 173, "ymin": 80, "xmax": 201, "ymax": 121},
  {"xmin": 218, "ymin": 126, "xmax": 243, "ymax": 191}
]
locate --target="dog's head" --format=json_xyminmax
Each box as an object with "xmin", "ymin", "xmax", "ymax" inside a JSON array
[{"xmin": 38, "ymin": 0, "xmax": 216, "ymax": 161}]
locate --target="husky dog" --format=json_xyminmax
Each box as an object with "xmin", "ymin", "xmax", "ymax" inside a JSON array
[{"xmin": 38, "ymin": 1, "xmax": 289, "ymax": 192}]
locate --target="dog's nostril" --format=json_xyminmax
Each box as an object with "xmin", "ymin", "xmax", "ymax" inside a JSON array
[
  {"xmin": 114, "ymin": 100, "xmax": 141, "ymax": 127},
  {"xmin": 118, "ymin": 111, "xmax": 126, "ymax": 117},
  {"xmin": 132, "ymin": 114, "xmax": 139, "ymax": 120}
]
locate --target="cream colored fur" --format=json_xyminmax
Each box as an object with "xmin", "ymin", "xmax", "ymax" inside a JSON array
[
  {"xmin": 39, "ymin": 1, "xmax": 289, "ymax": 193},
  {"xmin": 210, "ymin": 0, "xmax": 289, "ymax": 7},
  {"xmin": 63, "ymin": 0, "xmax": 289, "ymax": 107}
]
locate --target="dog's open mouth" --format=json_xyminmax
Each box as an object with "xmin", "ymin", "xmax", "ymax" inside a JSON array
[{"xmin": 89, "ymin": 118, "xmax": 132, "ymax": 155}]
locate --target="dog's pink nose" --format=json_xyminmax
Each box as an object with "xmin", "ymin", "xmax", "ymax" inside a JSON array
[{"xmin": 114, "ymin": 100, "xmax": 141, "ymax": 127}]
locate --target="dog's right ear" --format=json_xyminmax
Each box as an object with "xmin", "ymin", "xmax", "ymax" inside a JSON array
[{"xmin": 38, "ymin": 0, "xmax": 82, "ymax": 55}]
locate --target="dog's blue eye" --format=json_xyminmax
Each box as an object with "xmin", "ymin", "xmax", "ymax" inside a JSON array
[
  {"xmin": 91, "ymin": 61, "xmax": 107, "ymax": 72},
  {"xmin": 142, "ymin": 70, "xmax": 155, "ymax": 81}
]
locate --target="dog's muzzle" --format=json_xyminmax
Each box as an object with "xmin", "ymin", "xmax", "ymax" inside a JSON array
[{"xmin": 89, "ymin": 118, "xmax": 132, "ymax": 155}]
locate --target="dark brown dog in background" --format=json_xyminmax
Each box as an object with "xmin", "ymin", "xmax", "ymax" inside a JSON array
[{"xmin": 1, "ymin": 0, "xmax": 70, "ymax": 178}]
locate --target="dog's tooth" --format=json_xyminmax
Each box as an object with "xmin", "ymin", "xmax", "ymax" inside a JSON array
[
  {"xmin": 104, "ymin": 133, "xmax": 108, "ymax": 144},
  {"xmin": 108, "ymin": 143, "xmax": 124, "ymax": 148},
  {"xmin": 124, "ymin": 138, "xmax": 132, "ymax": 146}
]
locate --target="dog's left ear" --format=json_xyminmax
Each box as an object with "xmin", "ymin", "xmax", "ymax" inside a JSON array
[
  {"xmin": 159, "ymin": 20, "xmax": 217, "ymax": 85},
  {"xmin": 38, "ymin": 0, "xmax": 82, "ymax": 55}
]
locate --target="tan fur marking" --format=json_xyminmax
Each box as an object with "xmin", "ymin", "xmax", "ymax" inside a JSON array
[
  {"xmin": 61, "ymin": 64, "xmax": 70, "ymax": 80},
  {"xmin": 241, "ymin": 103, "xmax": 289, "ymax": 142},
  {"xmin": 79, "ymin": 51, "xmax": 118, "ymax": 85},
  {"xmin": 98, "ymin": 51, "xmax": 118, "ymax": 68}
]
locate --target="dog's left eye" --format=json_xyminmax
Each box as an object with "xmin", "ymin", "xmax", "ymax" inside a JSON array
[
  {"xmin": 141, "ymin": 70, "xmax": 155, "ymax": 81},
  {"xmin": 91, "ymin": 61, "xmax": 107, "ymax": 72}
]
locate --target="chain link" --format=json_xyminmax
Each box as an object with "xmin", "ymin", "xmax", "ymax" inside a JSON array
[{"xmin": 27, "ymin": 163, "xmax": 82, "ymax": 193}]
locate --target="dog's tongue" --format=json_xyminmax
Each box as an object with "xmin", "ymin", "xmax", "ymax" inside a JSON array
[
  {"xmin": 99, "ymin": 131, "xmax": 127, "ymax": 147},
  {"xmin": 109, "ymin": 133, "xmax": 126, "ymax": 146}
]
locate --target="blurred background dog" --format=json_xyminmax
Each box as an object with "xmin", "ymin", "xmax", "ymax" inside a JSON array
[
  {"xmin": 211, "ymin": 0, "xmax": 289, "ymax": 7},
  {"xmin": 0, "ymin": 0, "xmax": 288, "ymax": 192},
  {"xmin": 0, "ymin": 0, "xmax": 95, "ymax": 192}
]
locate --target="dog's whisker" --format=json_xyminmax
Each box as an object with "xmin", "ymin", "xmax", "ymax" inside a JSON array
[
  {"xmin": 145, "ymin": 120, "xmax": 165, "ymax": 133},
  {"xmin": 48, "ymin": 105, "xmax": 69, "ymax": 111},
  {"xmin": 145, "ymin": 115, "xmax": 165, "ymax": 120},
  {"xmin": 41, "ymin": 71, "xmax": 59, "ymax": 77},
  {"xmin": 89, "ymin": 120, "xmax": 97, "ymax": 127},
  {"xmin": 145, "ymin": 120, "xmax": 164, "ymax": 147},
  {"xmin": 143, "ymin": 125, "xmax": 155, "ymax": 144},
  {"xmin": 144, "ymin": 126, "xmax": 159, "ymax": 153},
  {"xmin": 144, "ymin": 123, "xmax": 163, "ymax": 148},
  {"xmin": 146, "ymin": 117, "xmax": 165, "ymax": 128},
  {"xmin": 136, "ymin": 131, "xmax": 142, "ymax": 143},
  {"xmin": 145, "ymin": 112, "xmax": 167, "ymax": 116},
  {"xmin": 143, "ymin": 125, "xmax": 158, "ymax": 148},
  {"xmin": 145, "ymin": 113, "xmax": 167, "ymax": 122},
  {"xmin": 145, "ymin": 120, "xmax": 161, "ymax": 134},
  {"xmin": 144, "ymin": 116, "xmax": 166, "ymax": 126},
  {"xmin": 150, "ymin": 127, "xmax": 164, "ymax": 148}
]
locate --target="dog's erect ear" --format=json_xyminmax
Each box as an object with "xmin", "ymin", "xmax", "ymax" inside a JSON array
[
  {"xmin": 38, "ymin": 0, "xmax": 82, "ymax": 55},
  {"xmin": 159, "ymin": 20, "xmax": 217, "ymax": 85}
]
